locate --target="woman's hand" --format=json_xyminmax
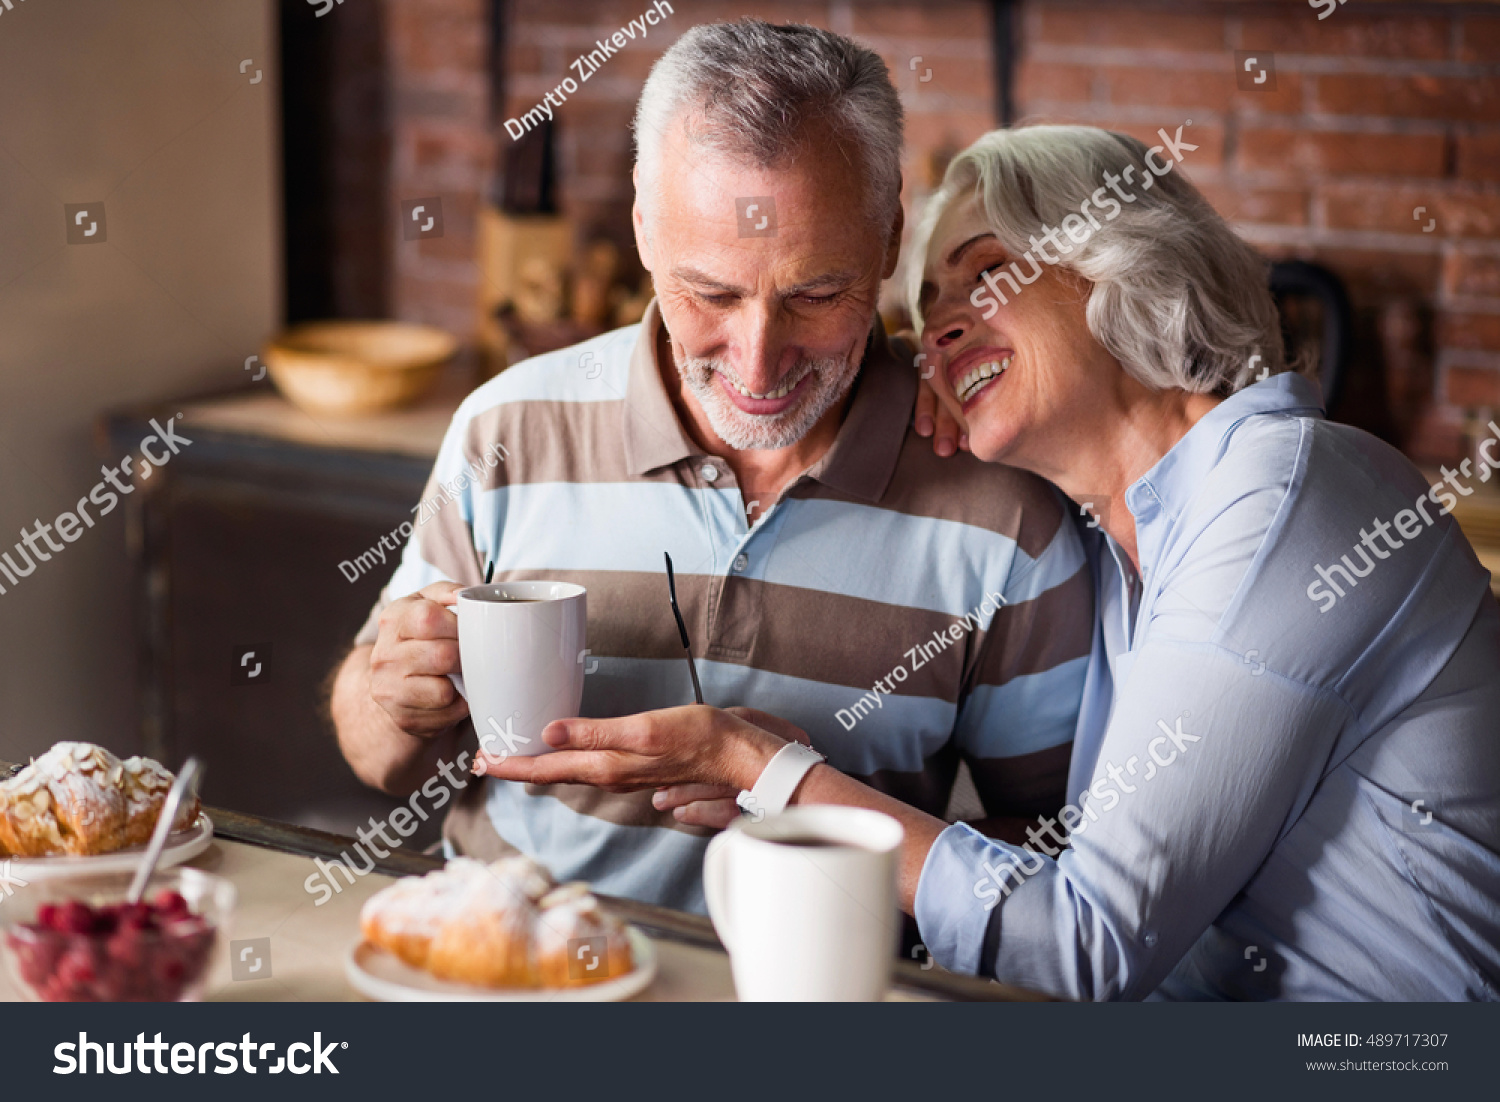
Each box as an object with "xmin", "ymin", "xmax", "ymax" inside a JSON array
[
  {"xmin": 650, "ymin": 708, "xmax": 813, "ymax": 828},
  {"xmin": 472, "ymin": 704, "xmax": 798, "ymax": 796},
  {"xmin": 903, "ymin": 331, "xmax": 969, "ymax": 457}
]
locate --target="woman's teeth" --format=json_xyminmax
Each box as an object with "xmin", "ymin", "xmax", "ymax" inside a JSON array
[
  {"xmin": 733, "ymin": 375, "xmax": 799, "ymax": 400},
  {"xmin": 956, "ymin": 356, "xmax": 1012, "ymax": 403}
]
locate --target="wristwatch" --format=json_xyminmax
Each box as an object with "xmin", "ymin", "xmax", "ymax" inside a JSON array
[{"xmin": 736, "ymin": 742, "xmax": 826, "ymax": 821}]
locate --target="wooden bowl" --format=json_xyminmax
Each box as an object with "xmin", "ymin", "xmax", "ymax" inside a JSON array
[{"xmin": 262, "ymin": 321, "xmax": 457, "ymax": 417}]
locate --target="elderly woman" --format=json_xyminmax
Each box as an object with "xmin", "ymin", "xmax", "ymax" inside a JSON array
[{"xmin": 481, "ymin": 125, "xmax": 1500, "ymax": 1001}]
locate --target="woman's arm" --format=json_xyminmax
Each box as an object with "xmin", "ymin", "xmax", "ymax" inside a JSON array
[
  {"xmin": 913, "ymin": 637, "xmax": 1346, "ymax": 998},
  {"xmin": 478, "ymin": 648, "xmax": 1343, "ymax": 1000},
  {"xmin": 475, "ymin": 705, "xmax": 950, "ymax": 914}
]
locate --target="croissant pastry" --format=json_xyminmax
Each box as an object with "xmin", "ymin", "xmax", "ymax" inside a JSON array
[
  {"xmin": 361, "ymin": 856, "xmax": 634, "ymax": 988},
  {"xmin": 0, "ymin": 742, "xmax": 200, "ymax": 857}
]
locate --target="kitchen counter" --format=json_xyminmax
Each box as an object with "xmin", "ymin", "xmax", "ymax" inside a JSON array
[{"xmin": 0, "ymin": 807, "xmax": 1047, "ymax": 1004}]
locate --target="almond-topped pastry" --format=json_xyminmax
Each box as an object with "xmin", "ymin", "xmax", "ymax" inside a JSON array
[
  {"xmin": 360, "ymin": 856, "xmax": 635, "ymax": 988},
  {"xmin": 0, "ymin": 742, "xmax": 200, "ymax": 857}
]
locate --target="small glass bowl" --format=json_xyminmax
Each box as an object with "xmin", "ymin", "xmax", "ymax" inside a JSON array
[{"xmin": 0, "ymin": 868, "xmax": 234, "ymax": 1002}]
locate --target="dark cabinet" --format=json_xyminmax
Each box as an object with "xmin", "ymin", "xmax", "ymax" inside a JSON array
[{"xmin": 105, "ymin": 379, "xmax": 468, "ymax": 845}]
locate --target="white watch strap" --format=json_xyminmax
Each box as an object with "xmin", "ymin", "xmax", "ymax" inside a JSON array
[{"xmin": 737, "ymin": 742, "xmax": 826, "ymax": 819}]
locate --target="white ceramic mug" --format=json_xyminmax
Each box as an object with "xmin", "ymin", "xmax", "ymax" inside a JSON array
[
  {"xmin": 703, "ymin": 805, "xmax": 904, "ymax": 1001},
  {"xmin": 449, "ymin": 581, "xmax": 587, "ymax": 759}
]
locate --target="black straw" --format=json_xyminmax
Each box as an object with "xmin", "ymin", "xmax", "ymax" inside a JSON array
[
  {"xmin": 664, "ymin": 552, "xmax": 704, "ymax": 705},
  {"xmin": 484, "ymin": 559, "xmax": 495, "ymax": 584}
]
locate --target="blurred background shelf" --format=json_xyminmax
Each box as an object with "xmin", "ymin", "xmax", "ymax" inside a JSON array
[{"xmin": 100, "ymin": 366, "xmax": 473, "ymax": 844}]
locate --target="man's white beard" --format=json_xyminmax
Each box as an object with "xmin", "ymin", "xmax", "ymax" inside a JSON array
[{"xmin": 678, "ymin": 346, "xmax": 864, "ymax": 452}]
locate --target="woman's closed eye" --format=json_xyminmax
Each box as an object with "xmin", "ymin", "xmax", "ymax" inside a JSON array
[{"xmin": 976, "ymin": 259, "xmax": 1009, "ymax": 284}]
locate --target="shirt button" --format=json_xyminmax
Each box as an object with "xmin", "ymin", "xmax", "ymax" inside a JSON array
[
  {"xmin": 1143, "ymin": 931, "xmax": 1158, "ymax": 949},
  {"xmin": 700, "ymin": 464, "xmax": 720, "ymax": 482},
  {"xmin": 732, "ymin": 553, "xmax": 749, "ymax": 573}
]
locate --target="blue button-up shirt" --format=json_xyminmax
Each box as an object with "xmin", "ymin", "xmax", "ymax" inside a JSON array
[{"xmin": 915, "ymin": 373, "xmax": 1500, "ymax": 1000}]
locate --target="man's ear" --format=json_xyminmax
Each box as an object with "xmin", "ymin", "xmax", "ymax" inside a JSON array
[
  {"xmin": 632, "ymin": 165, "xmax": 654, "ymax": 273},
  {"xmin": 881, "ymin": 189, "xmax": 905, "ymax": 281}
]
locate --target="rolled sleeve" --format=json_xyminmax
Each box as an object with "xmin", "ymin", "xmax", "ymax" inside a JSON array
[{"xmin": 915, "ymin": 822, "xmax": 1010, "ymax": 976}]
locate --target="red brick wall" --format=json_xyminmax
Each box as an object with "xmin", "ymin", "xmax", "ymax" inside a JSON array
[
  {"xmin": 498, "ymin": 0, "xmax": 996, "ymax": 288},
  {"xmin": 373, "ymin": 0, "xmax": 1500, "ymax": 461},
  {"xmin": 379, "ymin": 0, "xmax": 997, "ymax": 357},
  {"xmin": 1014, "ymin": 0, "xmax": 1500, "ymax": 459},
  {"xmin": 386, "ymin": 0, "xmax": 493, "ymax": 337}
]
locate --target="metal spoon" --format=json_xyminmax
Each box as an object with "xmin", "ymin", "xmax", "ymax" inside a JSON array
[{"xmin": 127, "ymin": 757, "xmax": 202, "ymax": 904}]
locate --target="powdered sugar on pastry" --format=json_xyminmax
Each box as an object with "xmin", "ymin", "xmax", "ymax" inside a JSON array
[
  {"xmin": 361, "ymin": 855, "xmax": 633, "ymax": 988},
  {"xmin": 0, "ymin": 742, "xmax": 199, "ymax": 857},
  {"xmin": 360, "ymin": 856, "xmax": 555, "ymax": 940}
]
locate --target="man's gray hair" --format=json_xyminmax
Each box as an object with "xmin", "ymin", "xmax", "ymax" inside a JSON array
[
  {"xmin": 633, "ymin": 20, "xmax": 904, "ymax": 230},
  {"xmin": 909, "ymin": 125, "xmax": 1290, "ymax": 395}
]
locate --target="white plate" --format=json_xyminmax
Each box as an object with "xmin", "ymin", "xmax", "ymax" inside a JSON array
[
  {"xmin": 345, "ymin": 926, "xmax": 657, "ymax": 1002},
  {"xmin": 5, "ymin": 814, "xmax": 214, "ymax": 880}
]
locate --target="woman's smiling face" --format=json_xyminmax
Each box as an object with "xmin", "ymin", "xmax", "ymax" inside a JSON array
[{"xmin": 917, "ymin": 190, "xmax": 1111, "ymax": 470}]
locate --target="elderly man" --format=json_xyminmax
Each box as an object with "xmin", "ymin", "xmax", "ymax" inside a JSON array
[{"xmin": 330, "ymin": 20, "xmax": 1091, "ymax": 913}]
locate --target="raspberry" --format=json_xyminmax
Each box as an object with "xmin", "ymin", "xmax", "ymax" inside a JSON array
[
  {"xmin": 117, "ymin": 903, "xmax": 153, "ymax": 932},
  {"xmin": 54, "ymin": 945, "xmax": 96, "ymax": 991},
  {"xmin": 12, "ymin": 890, "xmax": 213, "ymax": 1001},
  {"xmin": 57, "ymin": 901, "xmax": 96, "ymax": 936},
  {"xmin": 106, "ymin": 931, "xmax": 144, "ymax": 970},
  {"xmin": 152, "ymin": 891, "xmax": 189, "ymax": 918}
]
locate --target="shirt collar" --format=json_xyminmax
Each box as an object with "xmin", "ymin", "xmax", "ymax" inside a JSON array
[
  {"xmin": 1126, "ymin": 371, "xmax": 1325, "ymax": 534},
  {"xmin": 622, "ymin": 298, "xmax": 915, "ymax": 502},
  {"xmin": 622, "ymin": 298, "xmax": 702, "ymax": 476}
]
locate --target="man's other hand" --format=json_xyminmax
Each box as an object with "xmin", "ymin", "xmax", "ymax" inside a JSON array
[{"xmin": 368, "ymin": 580, "xmax": 469, "ymax": 738}]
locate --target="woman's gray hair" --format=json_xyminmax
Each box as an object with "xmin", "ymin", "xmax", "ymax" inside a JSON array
[
  {"xmin": 633, "ymin": 19, "xmax": 904, "ymax": 231},
  {"xmin": 908, "ymin": 125, "xmax": 1290, "ymax": 395}
]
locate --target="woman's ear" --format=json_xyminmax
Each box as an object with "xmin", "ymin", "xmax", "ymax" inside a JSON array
[{"xmin": 881, "ymin": 188, "xmax": 905, "ymax": 281}]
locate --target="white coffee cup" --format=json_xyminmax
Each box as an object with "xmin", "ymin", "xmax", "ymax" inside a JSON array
[
  {"xmin": 449, "ymin": 581, "xmax": 587, "ymax": 759},
  {"xmin": 703, "ymin": 805, "xmax": 904, "ymax": 1001}
]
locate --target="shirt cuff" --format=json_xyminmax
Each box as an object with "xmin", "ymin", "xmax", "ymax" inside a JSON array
[{"xmin": 915, "ymin": 822, "xmax": 1008, "ymax": 976}]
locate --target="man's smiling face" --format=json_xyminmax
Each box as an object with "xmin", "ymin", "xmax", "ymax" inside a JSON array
[{"xmin": 634, "ymin": 114, "xmax": 901, "ymax": 452}]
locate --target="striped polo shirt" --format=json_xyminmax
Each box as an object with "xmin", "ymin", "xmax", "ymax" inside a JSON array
[{"xmin": 355, "ymin": 300, "xmax": 1092, "ymax": 913}]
